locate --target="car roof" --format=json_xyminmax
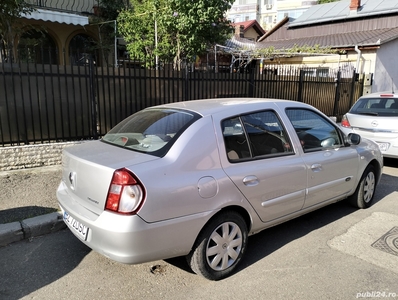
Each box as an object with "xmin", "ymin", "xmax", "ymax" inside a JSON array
[
  {"xmin": 359, "ymin": 92, "xmax": 398, "ymax": 99},
  {"xmin": 151, "ymin": 98, "xmax": 310, "ymax": 116}
]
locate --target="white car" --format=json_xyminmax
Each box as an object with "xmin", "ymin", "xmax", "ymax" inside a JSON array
[
  {"xmin": 57, "ymin": 98, "xmax": 383, "ymax": 280},
  {"xmin": 341, "ymin": 92, "xmax": 398, "ymax": 158}
]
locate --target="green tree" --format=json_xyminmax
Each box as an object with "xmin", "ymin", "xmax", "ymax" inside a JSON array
[
  {"xmin": 0, "ymin": 0, "xmax": 34, "ymax": 60},
  {"xmin": 96, "ymin": 0, "xmax": 129, "ymax": 21},
  {"xmin": 118, "ymin": 0, "xmax": 234, "ymax": 69},
  {"xmin": 89, "ymin": 0, "xmax": 129, "ymax": 65}
]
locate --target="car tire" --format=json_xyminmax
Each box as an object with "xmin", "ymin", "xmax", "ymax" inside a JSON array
[
  {"xmin": 186, "ymin": 211, "xmax": 248, "ymax": 280},
  {"xmin": 349, "ymin": 165, "xmax": 376, "ymax": 208}
]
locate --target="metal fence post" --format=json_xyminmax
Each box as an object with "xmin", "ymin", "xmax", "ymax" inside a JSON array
[
  {"xmin": 297, "ymin": 70, "xmax": 304, "ymax": 102},
  {"xmin": 248, "ymin": 65, "xmax": 255, "ymax": 97},
  {"xmin": 88, "ymin": 56, "xmax": 98, "ymax": 139},
  {"xmin": 333, "ymin": 70, "xmax": 342, "ymax": 117},
  {"xmin": 184, "ymin": 63, "xmax": 189, "ymax": 101},
  {"xmin": 349, "ymin": 70, "xmax": 357, "ymax": 108}
]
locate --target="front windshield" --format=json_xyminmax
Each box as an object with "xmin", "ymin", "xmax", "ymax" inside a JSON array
[
  {"xmin": 102, "ymin": 108, "xmax": 201, "ymax": 156},
  {"xmin": 350, "ymin": 98, "xmax": 398, "ymax": 117}
]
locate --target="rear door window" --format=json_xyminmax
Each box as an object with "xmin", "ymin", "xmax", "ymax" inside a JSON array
[{"xmin": 222, "ymin": 110, "xmax": 293, "ymax": 161}]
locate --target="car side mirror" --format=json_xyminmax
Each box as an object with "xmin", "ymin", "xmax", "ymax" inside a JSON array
[{"xmin": 347, "ymin": 133, "xmax": 361, "ymax": 145}]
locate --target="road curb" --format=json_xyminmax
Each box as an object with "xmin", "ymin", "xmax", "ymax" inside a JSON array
[{"xmin": 0, "ymin": 212, "xmax": 66, "ymax": 247}]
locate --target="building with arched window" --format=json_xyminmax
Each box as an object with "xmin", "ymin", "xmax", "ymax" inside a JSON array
[{"xmin": 7, "ymin": 0, "xmax": 116, "ymax": 66}]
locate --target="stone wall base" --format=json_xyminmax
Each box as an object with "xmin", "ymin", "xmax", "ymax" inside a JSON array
[{"xmin": 0, "ymin": 142, "xmax": 87, "ymax": 171}]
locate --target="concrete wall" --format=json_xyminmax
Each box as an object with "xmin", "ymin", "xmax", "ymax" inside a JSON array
[
  {"xmin": 0, "ymin": 142, "xmax": 86, "ymax": 171},
  {"xmin": 373, "ymin": 39, "xmax": 398, "ymax": 93}
]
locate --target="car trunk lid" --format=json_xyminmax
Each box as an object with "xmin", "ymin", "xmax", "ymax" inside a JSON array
[
  {"xmin": 348, "ymin": 113, "xmax": 398, "ymax": 137},
  {"xmin": 61, "ymin": 140, "xmax": 158, "ymax": 215}
]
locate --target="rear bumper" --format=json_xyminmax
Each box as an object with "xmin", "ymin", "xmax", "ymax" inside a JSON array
[
  {"xmin": 57, "ymin": 181, "xmax": 210, "ymax": 264},
  {"xmin": 372, "ymin": 141, "xmax": 398, "ymax": 159},
  {"xmin": 380, "ymin": 144, "xmax": 398, "ymax": 158},
  {"xmin": 352, "ymin": 130, "xmax": 398, "ymax": 158}
]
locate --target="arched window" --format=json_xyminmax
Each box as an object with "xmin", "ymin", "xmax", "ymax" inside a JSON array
[
  {"xmin": 69, "ymin": 34, "xmax": 98, "ymax": 66},
  {"xmin": 18, "ymin": 30, "xmax": 58, "ymax": 64}
]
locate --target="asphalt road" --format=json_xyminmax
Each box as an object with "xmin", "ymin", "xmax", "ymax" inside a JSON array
[
  {"xmin": 0, "ymin": 159, "xmax": 397, "ymax": 300},
  {"xmin": 0, "ymin": 166, "xmax": 61, "ymax": 223}
]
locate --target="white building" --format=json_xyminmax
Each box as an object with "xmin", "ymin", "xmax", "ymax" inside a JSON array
[{"xmin": 226, "ymin": 0, "xmax": 318, "ymax": 31}]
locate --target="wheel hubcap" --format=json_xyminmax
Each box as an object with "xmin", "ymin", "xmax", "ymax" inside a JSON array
[
  {"xmin": 206, "ymin": 222, "xmax": 243, "ymax": 271},
  {"xmin": 363, "ymin": 171, "xmax": 375, "ymax": 203}
]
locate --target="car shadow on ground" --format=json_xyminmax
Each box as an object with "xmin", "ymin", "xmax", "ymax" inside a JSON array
[
  {"xmin": 166, "ymin": 162, "xmax": 398, "ymax": 278},
  {"xmin": 0, "ymin": 230, "xmax": 91, "ymax": 300},
  {"xmin": 376, "ymin": 157, "xmax": 398, "ymax": 200},
  {"xmin": 384, "ymin": 157, "xmax": 398, "ymax": 168},
  {"xmin": 167, "ymin": 201, "xmax": 360, "ymax": 276}
]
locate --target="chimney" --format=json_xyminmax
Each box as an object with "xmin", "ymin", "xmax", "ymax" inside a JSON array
[{"xmin": 350, "ymin": 0, "xmax": 361, "ymax": 12}]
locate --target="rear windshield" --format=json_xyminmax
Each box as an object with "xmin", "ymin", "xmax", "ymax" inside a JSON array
[
  {"xmin": 102, "ymin": 108, "xmax": 201, "ymax": 156},
  {"xmin": 350, "ymin": 97, "xmax": 398, "ymax": 117}
]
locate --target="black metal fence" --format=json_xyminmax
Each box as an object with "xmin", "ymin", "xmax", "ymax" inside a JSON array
[{"xmin": 0, "ymin": 48, "xmax": 363, "ymax": 146}]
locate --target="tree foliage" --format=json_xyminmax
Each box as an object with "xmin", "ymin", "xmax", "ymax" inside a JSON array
[
  {"xmin": 97, "ymin": 0, "xmax": 130, "ymax": 21},
  {"xmin": 88, "ymin": 0, "xmax": 129, "ymax": 65},
  {"xmin": 117, "ymin": 0, "xmax": 235, "ymax": 68},
  {"xmin": 0, "ymin": 0, "xmax": 34, "ymax": 58}
]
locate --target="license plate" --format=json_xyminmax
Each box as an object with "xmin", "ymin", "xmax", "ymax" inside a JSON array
[
  {"xmin": 64, "ymin": 211, "xmax": 89, "ymax": 241},
  {"xmin": 376, "ymin": 142, "xmax": 390, "ymax": 152}
]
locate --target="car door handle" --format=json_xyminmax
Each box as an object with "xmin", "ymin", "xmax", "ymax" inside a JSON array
[
  {"xmin": 243, "ymin": 175, "xmax": 259, "ymax": 186},
  {"xmin": 311, "ymin": 164, "xmax": 323, "ymax": 172}
]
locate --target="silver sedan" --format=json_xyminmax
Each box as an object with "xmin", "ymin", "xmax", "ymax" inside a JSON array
[
  {"xmin": 341, "ymin": 92, "xmax": 398, "ymax": 159},
  {"xmin": 57, "ymin": 98, "xmax": 383, "ymax": 280}
]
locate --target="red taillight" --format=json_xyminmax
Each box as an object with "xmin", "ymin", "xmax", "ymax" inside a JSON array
[
  {"xmin": 380, "ymin": 94, "xmax": 394, "ymax": 97},
  {"xmin": 341, "ymin": 115, "xmax": 351, "ymax": 128},
  {"xmin": 105, "ymin": 168, "xmax": 145, "ymax": 214}
]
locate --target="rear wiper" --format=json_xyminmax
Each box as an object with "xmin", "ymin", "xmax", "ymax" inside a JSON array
[{"xmin": 357, "ymin": 112, "xmax": 379, "ymax": 116}]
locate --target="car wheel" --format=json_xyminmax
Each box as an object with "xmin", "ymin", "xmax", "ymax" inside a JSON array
[
  {"xmin": 349, "ymin": 165, "xmax": 376, "ymax": 208},
  {"xmin": 186, "ymin": 211, "xmax": 248, "ymax": 280}
]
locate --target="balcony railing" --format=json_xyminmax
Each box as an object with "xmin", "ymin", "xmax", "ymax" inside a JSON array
[
  {"xmin": 229, "ymin": 4, "xmax": 259, "ymax": 13},
  {"xmin": 26, "ymin": 0, "xmax": 98, "ymax": 15}
]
